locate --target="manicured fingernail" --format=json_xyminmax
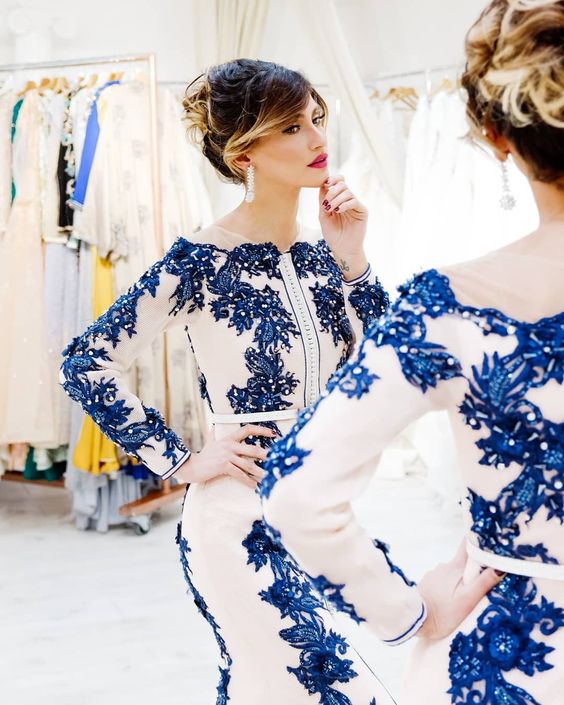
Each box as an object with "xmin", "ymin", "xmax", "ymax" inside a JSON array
[
  {"xmin": 494, "ymin": 570, "xmax": 506, "ymax": 577},
  {"xmin": 324, "ymin": 204, "xmax": 331, "ymax": 210},
  {"xmin": 322, "ymin": 199, "xmax": 328, "ymax": 206},
  {"xmin": 334, "ymin": 206, "xmax": 339, "ymax": 212}
]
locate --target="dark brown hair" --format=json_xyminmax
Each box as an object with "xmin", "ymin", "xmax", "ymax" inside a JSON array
[
  {"xmin": 462, "ymin": 0, "xmax": 564, "ymax": 185},
  {"xmin": 182, "ymin": 59, "xmax": 328, "ymax": 184}
]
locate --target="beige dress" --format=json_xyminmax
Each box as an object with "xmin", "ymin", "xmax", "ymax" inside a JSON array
[
  {"xmin": 60, "ymin": 223, "xmax": 394, "ymax": 704},
  {"xmin": 0, "ymin": 91, "xmax": 58, "ymax": 445},
  {"xmin": 263, "ymin": 230, "xmax": 564, "ymax": 705}
]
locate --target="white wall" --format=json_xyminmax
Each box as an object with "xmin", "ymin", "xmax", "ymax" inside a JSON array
[{"xmin": 0, "ymin": 0, "xmax": 489, "ymax": 82}]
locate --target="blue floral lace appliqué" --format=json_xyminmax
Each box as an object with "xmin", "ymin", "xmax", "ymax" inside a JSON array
[
  {"xmin": 176, "ymin": 524, "xmax": 232, "ymax": 705},
  {"xmin": 60, "ymin": 238, "xmax": 212, "ymax": 468},
  {"xmin": 243, "ymin": 520, "xmax": 378, "ymax": 705},
  {"xmin": 448, "ymin": 574, "xmax": 564, "ymax": 705}
]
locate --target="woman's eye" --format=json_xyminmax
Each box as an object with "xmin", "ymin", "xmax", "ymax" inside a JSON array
[
  {"xmin": 283, "ymin": 125, "xmax": 300, "ymax": 134},
  {"xmin": 313, "ymin": 114, "xmax": 326, "ymax": 125}
]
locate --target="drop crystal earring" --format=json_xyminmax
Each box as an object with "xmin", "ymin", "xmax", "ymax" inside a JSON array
[
  {"xmin": 500, "ymin": 160, "xmax": 516, "ymax": 210},
  {"xmin": 245, "ymin": 164, "xmax": 255, "ymax": 203}
]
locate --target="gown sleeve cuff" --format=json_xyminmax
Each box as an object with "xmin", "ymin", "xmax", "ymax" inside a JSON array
[
  {"xmin": 382, "ymin": 600, "xmax": 427, "ymax": 646},
  {"xmin": 161, "ymin": 449, "xmax": 191, "ymax": 480},
  {"xmin": 342, "ymin": 264, "xmax": 372, "ymax": 286}
]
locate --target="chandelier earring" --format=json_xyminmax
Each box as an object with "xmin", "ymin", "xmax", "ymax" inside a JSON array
[
  {"xmin": 499, "ymin": 158, "xmax": 516, "ymax": 211},
  {"xmin": 245, "ymin": 164, "xmax": 255, "ymax": 203}
]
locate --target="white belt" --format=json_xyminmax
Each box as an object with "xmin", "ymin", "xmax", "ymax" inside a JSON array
[
  {"xmin": 466, "ymin": 540, "xmax": 564, "ymax": 581},
  {"xmin": 210, "ymin": 409, "xmax": 300, "ymax": 425}
]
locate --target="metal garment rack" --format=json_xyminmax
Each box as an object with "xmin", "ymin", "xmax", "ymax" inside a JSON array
[
  {"xmin": 0, "ymin": 53, "xmax": 187, "ymax": 516},
  {"xmin": 370, "ymin": 61, "xmax": 463, "ymax": 83}
]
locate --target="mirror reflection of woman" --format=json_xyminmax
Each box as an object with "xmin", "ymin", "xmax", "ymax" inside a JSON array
[
  {"xmin": 61, "ymin": 59, "xmax": 498, "ymax": 704},
  {"xmin": 262, "ymin": 2, "xmax": 564, "ymax": 704}
]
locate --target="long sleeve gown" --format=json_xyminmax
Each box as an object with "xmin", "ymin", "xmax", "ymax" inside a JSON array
[
  {"xmin": 60, "ymin": 223, "xmax": 400, "ymax": 705},
  {"xmin": 262, "ymin": 232, "xmax": 564, "ymax": 705}
]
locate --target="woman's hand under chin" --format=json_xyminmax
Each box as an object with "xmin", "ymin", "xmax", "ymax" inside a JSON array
[{"xmin": 319, "ymin": 175, "xmax": 369, "ymax": 280}]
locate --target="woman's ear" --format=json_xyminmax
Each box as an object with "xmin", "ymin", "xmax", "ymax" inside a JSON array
[
  {"xmin": 484, "ymin": 125, "xmax": 511, "ymax": 161},
  {"xmin": 233, "ymin": 153, "xmax": 252, "ymax": 171}
]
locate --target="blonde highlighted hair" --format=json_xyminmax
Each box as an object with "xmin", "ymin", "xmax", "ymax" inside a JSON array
[
  {"xmin": 462, "ymin": 0, "xmax": 564, "ymax": 183},
  {"xmin": 183, "ymin": 59, "xmax": 328, "ymax": 184}
]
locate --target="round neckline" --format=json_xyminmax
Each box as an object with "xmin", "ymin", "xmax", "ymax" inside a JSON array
[
  {"xmin": 212, "ymin": 222, "xmax": 304, "ymax": 255},
  {"xmin": 432, "ymin": 268, "xmax": 564, "ymax": 329}
]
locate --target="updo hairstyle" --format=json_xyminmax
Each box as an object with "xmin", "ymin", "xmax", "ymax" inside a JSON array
[
  {"xmin": 183, "ymin": 59, "xmax": 328, "ymax": 184},
  {"xmin": 462, "ymin": 0, "xmax": 564, "ymax": 184}
]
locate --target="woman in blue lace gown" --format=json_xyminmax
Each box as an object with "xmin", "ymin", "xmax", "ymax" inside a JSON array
[
  {"xmin": 262, "ymin": 3, "xmax": 564, "ymax": 704},
  {"xmin": 60, "ymin": 60, "xmax": 498, "ymax": 704}
]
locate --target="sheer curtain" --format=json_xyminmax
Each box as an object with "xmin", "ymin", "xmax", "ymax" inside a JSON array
[{"xmin": 293, "ymin": 0, "xmax": 403, "ymax": 206}]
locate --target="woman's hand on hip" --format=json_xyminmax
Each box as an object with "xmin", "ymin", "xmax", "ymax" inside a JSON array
[
  {"xmin": 174, "ymin": 425, "xmax": 274, "ymax": 488},
  {"xmin": 319, "ymin": 175, "xmax": 369, "ymax": 280},
  {"xmin": 416, "ymin": 541, "xmax": 504, "ymax": 640}
]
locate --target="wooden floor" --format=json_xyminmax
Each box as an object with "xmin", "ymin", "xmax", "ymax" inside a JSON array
[{"xmin": 0, "ymin": 469, "xmax": 462, "ymax": 705}]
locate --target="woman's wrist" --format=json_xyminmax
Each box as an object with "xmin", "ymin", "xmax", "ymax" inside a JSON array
[
  {"xmin": 173, "ymin": 454, "xmax": 194, "ymax": 483},
  {"xmin": 332, "ymin": 251, "xmax": 369, "ymax": 281}
]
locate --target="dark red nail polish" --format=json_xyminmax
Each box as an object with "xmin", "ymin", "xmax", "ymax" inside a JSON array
[
  {"xmin": 334, "ymin": 206, "xmax": 340, "ymax": 212},
  {"xmin": 322, "ymin": 200, "xmax": 328, "ymax": 206}
]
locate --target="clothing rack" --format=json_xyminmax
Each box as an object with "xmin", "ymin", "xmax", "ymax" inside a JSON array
[
  {"xmin": 370, "ymin": 61, "xmax": 463, "ymax": 84},
  {"xmin": 0, "ymin": 54, "xmax": 187, "ymax": 518}
]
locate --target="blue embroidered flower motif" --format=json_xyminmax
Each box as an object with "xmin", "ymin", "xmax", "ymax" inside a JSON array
[
  {"xmin": 457, "ymin": 309, "xmax": 564, "ymax": 565},
  {"xmin": 227, "ymin": 241, "xmax": 282, "ymax": 280},
  {"xmin": 227, "ymin": 348, "xmax": 299, "ymax": 415},
  {"xmin": 177, "ymin": 523, "xmax": 232, "ymax": 705},
  {"xmin": 243, "ymin": 520, "xmax": 373, "ymax": 705},
  {"xmin": 292, "ymin": 240, "xmax": 336, "ymax": 279},
  {"xmin": 369, "ymin": 308, "xmax": 463, "ymax": 393},
  {"xmin": 348, "ymin": 279, "xmax": 389, "ymax": 333},
  {"xmin": 448, "ymin": 575, "xmax": 564, "ymax": 705},
  {"xmin": 165, "ymin": 237, "xmax": 217, "ymax": 315},
  {"xmin": 332, "ymin": 348, "xmax": 379, "ymax": 400},
  {"xmin": 310, "ymin": 280, "xmax": 354, "ymax": 351}
]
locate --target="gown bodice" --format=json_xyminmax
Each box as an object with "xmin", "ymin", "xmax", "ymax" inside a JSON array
[{"xmin": 60, "ymin": 223, "xmax": 388, "ymax": 479}]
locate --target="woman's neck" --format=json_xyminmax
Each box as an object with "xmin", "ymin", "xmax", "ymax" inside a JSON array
[
  {"xmin": 217, "ymin": 183, "xmax": 301, "ymax": 251},
  {"xmin": 531, "ymin": 179, "xmax": 564, "ymax": 229}
]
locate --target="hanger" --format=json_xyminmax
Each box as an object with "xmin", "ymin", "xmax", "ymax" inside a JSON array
[
  {"xmin": 37, "ymin": 77, "xmax": 52, "ymax": 94},
  {"xmin": 429, "ymin": 76, "xmax": 455, "ymax": 99},
  {"xmin": 18, "ymin": 79, "xmax": 37, "ymax": 96},
  {"xmin": 107, "ymin": 70, "xmax": 124, "ymax": 82},
  {"xmin": 86, "ymin": 72, "xmax": 99, "ymax": 89},
  {"xmin": 385, "ymin": 86, "xmax": 418, "ymax": 110},
  {"xmin": 53, "ymin": 76, "xmax": 70, "ymax": 94}
]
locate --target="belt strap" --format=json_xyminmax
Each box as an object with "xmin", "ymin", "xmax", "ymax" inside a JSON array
[
  {"xmin": 210, "ymin": 409, "xmax": 300, "ymax": 425},
  {"xmin": 466, "ymin": 540, "xmax": 564, "ymax": 581}
]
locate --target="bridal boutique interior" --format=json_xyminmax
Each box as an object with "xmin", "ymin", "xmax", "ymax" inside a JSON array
[{"xmin": 0, "ymin": 1, "xmax": 540, "ymax": 704}]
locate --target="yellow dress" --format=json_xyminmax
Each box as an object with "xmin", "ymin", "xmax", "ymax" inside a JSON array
[{"xmin": 72, "ymin": 249, "xmax": 120, "ymax": 474}]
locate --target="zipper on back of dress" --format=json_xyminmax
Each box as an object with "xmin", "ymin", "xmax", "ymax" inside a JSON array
[{"xmin": 279, "ymin": 252, "xmax": 320, "ymax": 407}]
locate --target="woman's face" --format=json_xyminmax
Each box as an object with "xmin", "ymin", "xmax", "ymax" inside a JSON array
[{"xmin": 248, "ymin": 95, "xmax": 329, "ymax": 189}]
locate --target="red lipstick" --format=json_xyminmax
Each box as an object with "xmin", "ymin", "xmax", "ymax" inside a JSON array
[{"xmin": 308, "ymin": 153, "xmax": 328, "ymax": 169}]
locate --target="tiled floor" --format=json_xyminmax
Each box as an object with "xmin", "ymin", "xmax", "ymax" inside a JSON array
[{"xmin": 0, "ymin": 471, "xmax": 462, "ymax": 705}]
